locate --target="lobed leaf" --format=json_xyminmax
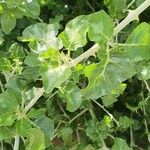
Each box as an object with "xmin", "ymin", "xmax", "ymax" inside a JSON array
[{"xmin": 82, "ymin": 52, "xmax": 136, "ymax": 99}]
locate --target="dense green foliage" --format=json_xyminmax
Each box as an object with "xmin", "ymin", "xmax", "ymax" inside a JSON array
[{"xmin": 0, "ymin": 0, "xmax": 150, "ymax": 149}]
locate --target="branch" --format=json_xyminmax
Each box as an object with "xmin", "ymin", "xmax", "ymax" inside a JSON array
[
  {"xmin": 114, "ymin": 0, "xmax": 150, "ymax": 35},
  {"xmin": 13, "ymin": 136, "xmax": 19, "ymax": 150},
  {"xmin": 23, "ymin": 88, "xmax": 44, "ymax": 114},
  {"xmin": 21, "ymin": 0, "xmax": 150, "ymax": 113},
  {"xmin": 92, "ymin": 99, "xmax": 119, "ymax": 126},
  {"xmin": 68, "ymin": 43, "xmax": 99, "ymax": 67},
  {"xmin": 68, "ymin": 0, "xmax": 150, "ymax": 67}
]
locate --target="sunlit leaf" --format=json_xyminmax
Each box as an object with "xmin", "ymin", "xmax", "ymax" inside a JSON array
[
  {"xmin": 82, "ymin": 52, "xmax": 136, "ymax": 99},
  {"xmin": 124, "ymin": 23, "xmax": 150, "ymax": 62}
]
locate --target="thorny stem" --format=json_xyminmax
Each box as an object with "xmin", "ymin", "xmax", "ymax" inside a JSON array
[
  {"xmin": 21, "ymin": 0, "xmax": 150, "ymax": 121},
  {"xmin": 13, "ymin": 136, "xmax": 19, "ymax": 150},
  {"xmin": 68, "ymin": 0, "xmax": 150, "ymax": 67},
  {"xmin": 92, "ymin": 99, "xmax": 119, "ymax": 126},
  {"xmin": 114, "ymin": 0, "xmax": 150, "ymax": 35}
]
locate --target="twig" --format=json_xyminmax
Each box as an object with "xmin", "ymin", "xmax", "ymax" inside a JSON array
[
  {"xmin": 0, "ymin": 80, "xmax": 4, "ymax": 92},
  {"xmin": 23, "ymin": 88, "xmax": 44, "ymax": 114},
  {"xmin": 1, "ymin": 140, "xmax": 3, "ymax": 150},
  {"xmin": 130, "ymin": 113, "xmax": 134, "ymax": 148},
  {"xmin": 69, "ymin": 108, "xmax": 88, "ymax": 124},
  {"xmin": 13, "ymin": 136, "xmax": 19, "ymax": 150},
  {"xmin": 68, "ymin": 43, "xmax": 99, "ymax": 67},
  {"xmin": 124, "ymin": 0, "xmax": 136, "ymax": 13},
  {"xmin": 85, "ymin": 0, "xmax": 95, "ymax": 12},
  {"xmin": 57, "ymin": 99, "xmax": 70, "ymax": 120},
  {"xmin": 89, "ymin": 108, "xmax": 97, "ymax": 119},
  {"xmin": 144, "ymin": 80, "xmax": 150, "ymax": 93},
  {"xmin": 92, "ymin": 99, "xmax": 119, "ymax": 126},
  {"xmin": 76, "ymin": 128, "xmax": 81, "ymax": 144}
]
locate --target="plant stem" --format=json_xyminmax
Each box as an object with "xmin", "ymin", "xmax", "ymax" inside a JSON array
[
  {"xmin": 130, "ymin": 113, "xmax": 134, "ymax": 148},
  {"xmin": 144, "ymin": 80, "xmax": 150, "ymax": 93},
  {"xmin": 76, "ymin": 128, "xmax": 81, "ymax": 144},
  {"xmin": 57, "ymin": 99, "xmax": 70, "ymax": 120},
  {"xmin": 92, "ymin": 99, "xmax": 119, "ymax": 126},
  {"xmin": 23, "ymin": 88, "xmax": 44, "ymax": 114},
  {"xmin": 68, "ymin": 0, "xmax": 150, "ymax": 67},
  {"xmin": 114, "ymin": 0, "xmax": 150, "ymax": 35},
  {"xmin": 69, "ymin": 108, "xmax": 88, "ymax": 124},
  {"xmin": 89, "ymin": 108, "xmax": 97, "ymax": 119},
  {"xmin": 68, "ymin": 43, "xmax": 99, "ymax": 67},
  {"xmin": 1, "ymin": 140, "xmax": 3, "ymax": 150},
  {"xmin": 85, "ymin": 0, "xmax": 95, "ymax": 12},
  {"xmin": 13, "ymin": 136, "xmax": 19, "ymax": 150},
  {"xmin": 17, "ymin": 0, "xmax": 150, "ymax": 119}
]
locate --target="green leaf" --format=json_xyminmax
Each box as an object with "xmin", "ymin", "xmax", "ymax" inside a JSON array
[
  {"xmin": 112, "ymin": 137, "xmax": 131, "ymax": 150},
  {"xmin": 5, "ymin": 77, "xmax": 27, "ymax": 96},
  {"xmin": 0, "ymin": 112, "xmax": 15, "ymax": 126},
  {"xmin": 0, "ymin": 13, "xmax": 16, "ymax": 34},
  {"xmin": 0, "ymin": 29, "xmax": 4, "ymax": 45},
  {"xmin": 40, "ymin": 64, "xmax": 71, "ymax": 93},
  {"xmin": 82, "ymin": 53, "xmax": 136, "ymax": 99},
  {"xmin": 5, "ymin": 0, "xmax": 24, "ymax": 8},
  {"xmin": 124, "ymin": 23, "xmax": 150, "ymax": 62},
  {"xmin": 59, "ymin": 11, "xmax": 114, "ymax": 50},
  {"xmin": 0, "ymin": 89, "xmax": 19, "ymax": 113},
  {"xmin": 24, "ymin": 52, "xmax": 41, "ymax": 67},
  {"xmin": 59, "ymin": 127, "xmax": 73, "ymax": 142},
  {"xmin": 0, "ymin": 126, "xmax": 12, "ymax": 140},
  {"xmin": 35, "ymin": 116, "xmax": 54, "ymax": 140},
  {"xmin": 138, "ymin": 64, "xmax": 150, "ymax": 80},
  {"xmin": 27, "ymin": 128, "xmax": 45, "ymax": 150},
  {"xmin": 102, "ymin": 83, "xmax": 126, "ymax": 106},
  {"xmin": 59, "ymin": 83, "xmax": 82, "ymax": 112},
  {"xmin": 87, "ymin": 10, "xmax": 114, "ymax": 43},
  {"xmin": 8, "ymin": 43, "xmax": 25, "ymax": 61},
  {"xmin": 85, "ymin": 120, "xmax": 104, "ymax": 146},
  {"xmin": 16, "ymin": 119, "xmax": 32, "ymax": 136},
  {"xmin": 22, "ymin": 66, "xmax": 40, "ymax": 81},
  {"xmin": 0, "ymin": 57, "xmax": 12, "ymax": 71},
  {"xmin": 19, "ymin": 23, "xmax": 63, "ymax": 53},
  {"xmin": 59, "ymin": 15, "xmax": 88, "ymax": 51},
  {"xmin": 18, "ymin": 0, "xmax": 40, "ymax": 19},
  {"xmin": 119, "ymin": 116, "xmax": 134, "ymax": 129},
  {"xmin": 104, "ymin": 0, "xmax": 127, "ymax": 19}
]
